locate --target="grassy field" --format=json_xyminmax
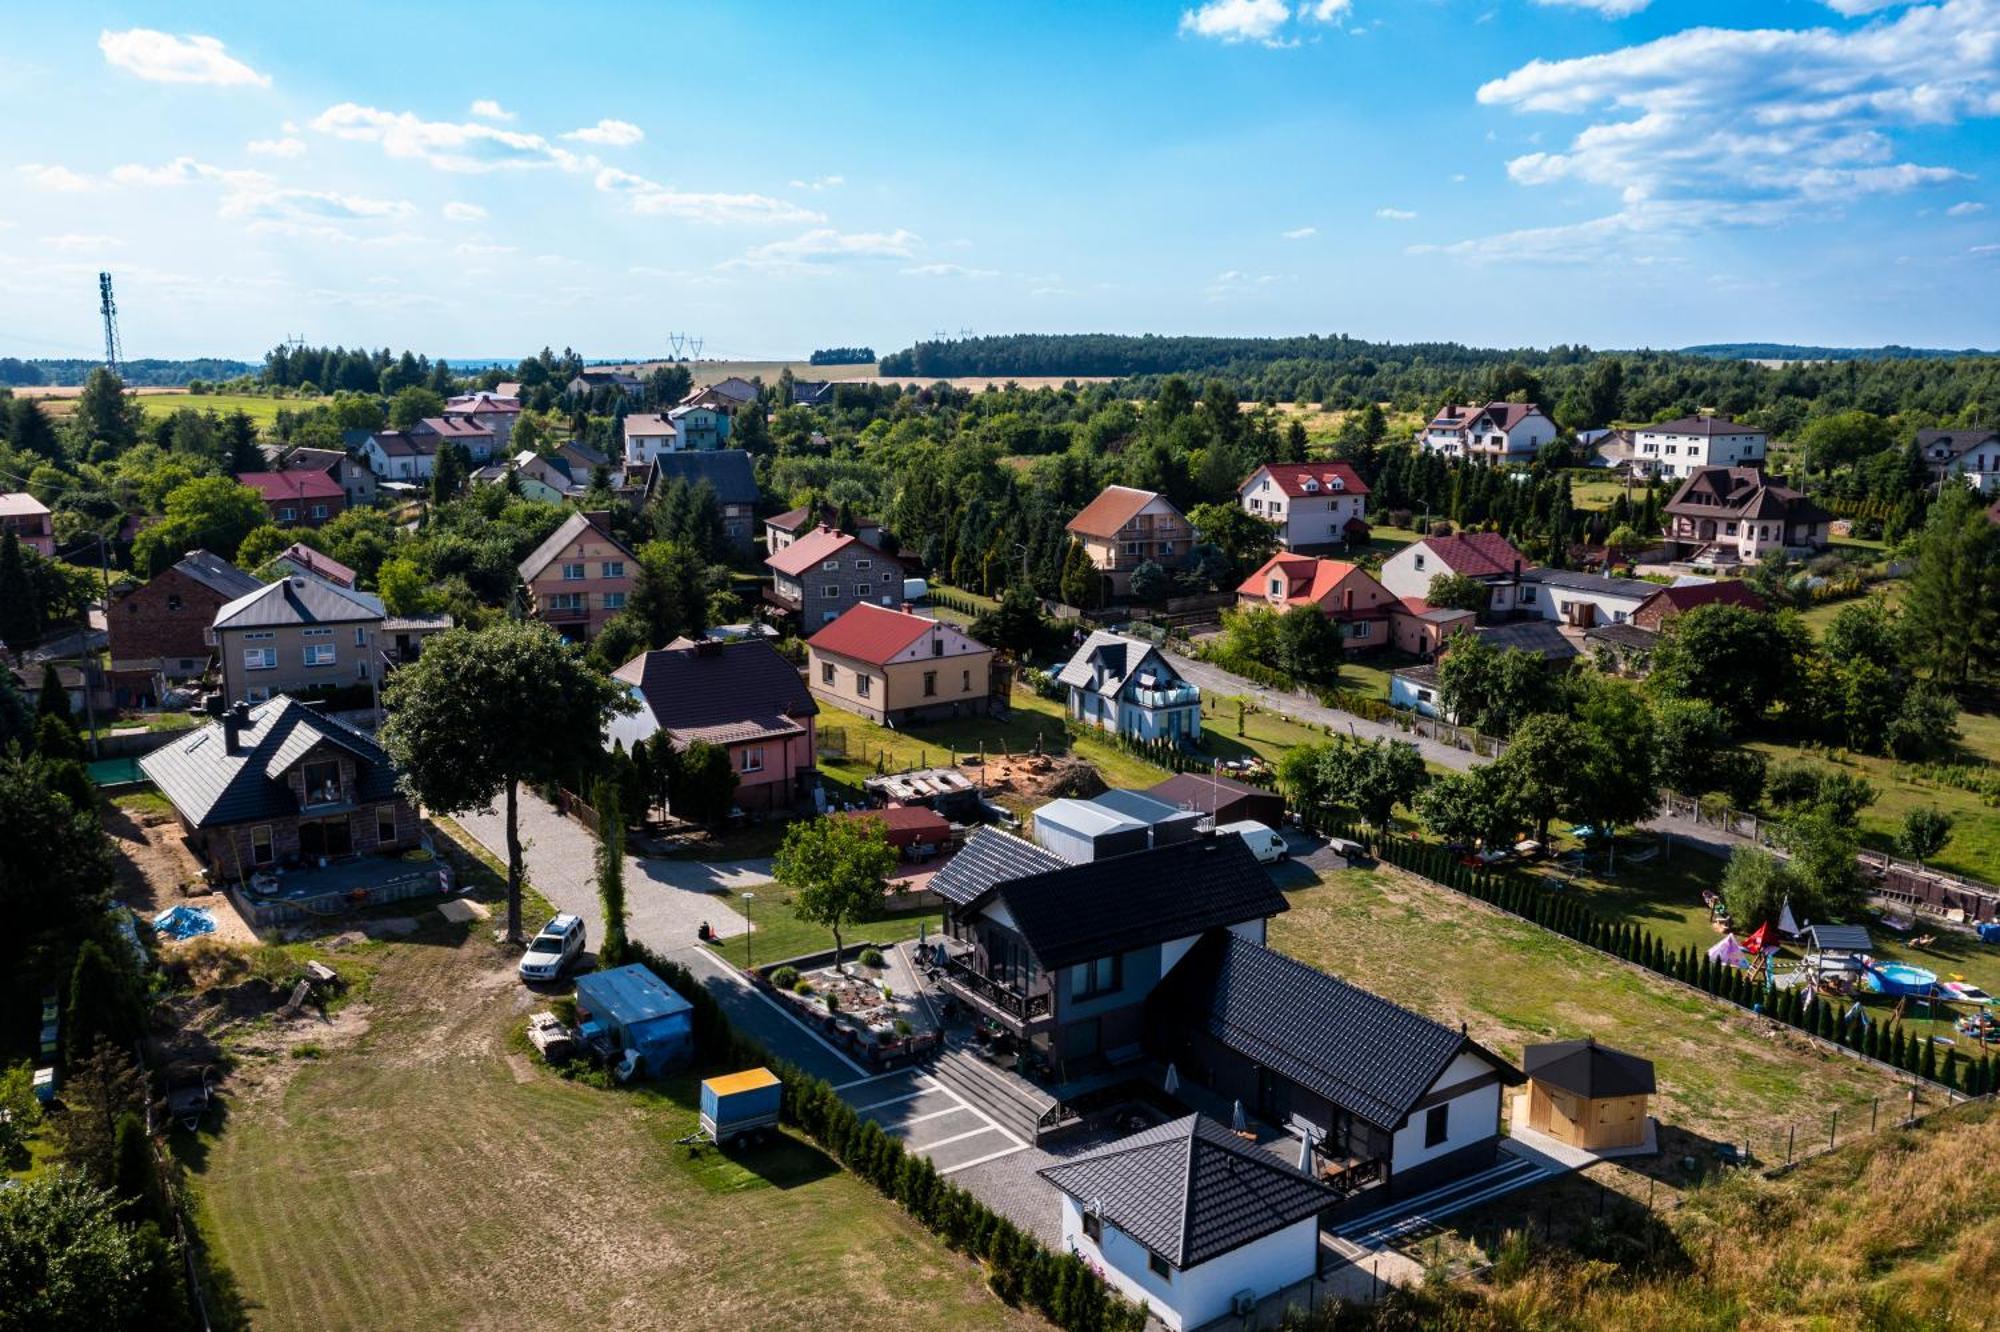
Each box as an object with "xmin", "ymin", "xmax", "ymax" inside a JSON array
[
  {"xmin": 182, "ymin": 935, "xmax": 1041, "ymax": 1332},
  {"xmin": 23, "ymin": 388, "xmax": 327, "ymax": 424},
  {"xmin": 712, "ymin": 890, "xmax": 945, "ymax": 971},
  {"xmin": 1271, "ymin": 866, "xmax": 1919, "ymax": 1149},
  {"xmin": 1797, "ymin": 580, "xmax": 1907, "ymax": 636}
]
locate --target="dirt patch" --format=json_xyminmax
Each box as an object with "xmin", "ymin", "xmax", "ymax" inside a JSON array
[
  {"xmin": 970, "ymin": 752, "xmax": 1104, "ymax": 808},
  {"xmin": 106, "ymin": 802, "xmax": 260, "ymax": 944}
]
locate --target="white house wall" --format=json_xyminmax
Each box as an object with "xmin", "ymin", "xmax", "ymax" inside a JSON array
[
  {"xmin": 1525, "ymin": 585, "xmax": 1649, "ymax": 626},
  {"xmin": 1057, "ymin": 1196, "xmax": 1320, "ymax": 1332},
  {"xmin": 1390, "ymin": 1051, "xmax": 1501, "ymax": 1176}
]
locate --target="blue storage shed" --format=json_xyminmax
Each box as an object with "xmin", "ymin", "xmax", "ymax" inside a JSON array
[{"xmin": 573, "ymin": 964, "xmax": 695, "ymax": 1075}]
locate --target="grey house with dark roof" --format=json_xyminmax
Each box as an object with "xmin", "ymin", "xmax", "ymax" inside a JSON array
[
  {"xmin": 212, "ymin": 574, "xmax": 386, "ymax": 707},
  {"xmin": 139, "ymin": 696, "xmax": 419, "ymax": 879},
  {"xmin": 1056, "ymin": 631, "xmax": 1202, "ymax": 743},
  {"xmin": 1039, "ymin": 1113, "xmax": 1334, "ymax": 1331},
  {"xmin": 651, "ymin": 449, "xmax": 759, "ymax": 553},
  {"xmin": 1147, "ymin": 931, "xmax": 1522, "ymax": 1208},
  {"xmin": 935, "ymin": 834, "xmax": 1285, "ymax": 1072}
]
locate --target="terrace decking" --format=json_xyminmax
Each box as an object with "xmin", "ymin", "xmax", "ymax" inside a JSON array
[{"xmin": 225, "ymin": 850, "xmax": 454, "ymax": 926}]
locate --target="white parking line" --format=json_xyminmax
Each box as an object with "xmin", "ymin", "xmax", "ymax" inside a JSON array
[
  {"xmin": 910, "ymin": 1125, "xmax": 1005, "ymax": 1153},
  {"xmin": 831, "ymin": 1068, "xmax": 916, "ymax": 1092},
  {"xmin": 938, "ymin": 1142, "xmax": 1031, "ymax": 1176},
  {"xmin": 904, "ymin": 1105, "xmax": 973, "ymax": 1127},
  {"xmin": 919, "ymin": 1077, "xmax": 1028, "ymax": 1151},
  {"xmin": 853, "ymin": 1086, "xmax": 936, "ymax": 1114}
]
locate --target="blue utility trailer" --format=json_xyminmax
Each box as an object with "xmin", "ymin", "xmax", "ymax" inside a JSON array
[{"xmin": 698, "ymin": 1068, "xmax": 782, "ymax": 1146}]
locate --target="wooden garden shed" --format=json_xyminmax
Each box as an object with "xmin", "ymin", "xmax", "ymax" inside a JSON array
[{"xmin": 1520, "ymin": 1038, "xmax": 1655, "ymax": 1151}]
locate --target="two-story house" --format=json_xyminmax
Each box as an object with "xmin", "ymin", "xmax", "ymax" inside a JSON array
[
  {"xmin": 281, "ymin": 440, "xmax": 380, "ymax": 506},
  {"xmin": 1237, "ymin": 462, "xmax": 1371, "ymax": 550},
  {"xmin": 238, "ymin": 469, "xmax": 347, "ymax": 529},
  {"xmin": 653, "ymin": 450, "xmax": 759, "ymax": 555},
  {"xmin": 807, "ymin": 603, "xmax": 995, "ymax": 725},
  {"xmin": 516, "ymin": 510, "xmax": 639, "ymax": 642},
  {"xmin": 1661, "ymin": 465, "xmax": 1831, "ymax": 565},
  {"xmin": 1917, "ymin": 425, "xmax": 2000, "ymax": 493},
  {"xmin": 622, "ymin": 413, "xmax": 679, "ymax": 466},
  {"xmin": 668, "ymin": 403, "xmax": 730, "ymax": 451},
  {"xmin": 765, "ymin": 505, "xmax": 884, "ymax": 554},
  {"xmin": 1377, "ymin": 533, "xmax": 1531, "ymax": 618},
  {"xmin": 1065, "ymin": 486, "xmax": 1193, "ymax": 598},
  {"xmin": 443, "ymin": 391, "xmax": 520, "ymax": 450},
  {"xmin": 606, "ymin": 636, "xmax": 819, "ymax": 812},
  {"xmin": 0, "ymin": 492, "xmax": 55, "ymax": 556},
  {"xmin": 140, "ymin": 695, "xmax": 420, "ymax": 879},
  {"xmin": 106, "ymin": 549, "xmax": 262, "ymax": 705},
  {"xmin": 355, "ymin": 429, "xmax": 435, "ymax": 481},
  {"xmin": 212, "ymin": 574, "xmax": 386, "ymax": 706},
  {"xmin": 1056, "ymin": 631, "xmax": 1202, "ymax": 742},
  {"xmin": 568, "ymin": 368, "xmax": 644, "ymax": 398},
  {"xmin": 1234, "ymin": 554, "xmax": 1396, "ymax": 652},
  {"xmin": 1632, "ymin": 414, "xmax": 1768, "ymax": 480},
  {"xmin": 764, "ymin": 525, "xmax": 901, "ymax": 626},
  {"xmin": 409, "ymin": 416, "xmax": 498, "ymax": 465},
  {"xmin": 682, "ymin": 377, "xmax": 758, "ymax": 411},
  {"xmin": 1420, "ymin": 402, "xmax": 1557, "ymax": 462}
]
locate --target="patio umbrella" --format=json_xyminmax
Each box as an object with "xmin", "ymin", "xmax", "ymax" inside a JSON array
[
  {"xmin": 1164, "ymin": 1063, "xmax": 1180, "ymax": 1095},
  {"xmin": 1296, "ymin": 1131, "xmax": 1314, "ymax": 1173},
  {"xmin": 1232, "ymin": 1099, "xmax": 1247, "ymax": 1133}
]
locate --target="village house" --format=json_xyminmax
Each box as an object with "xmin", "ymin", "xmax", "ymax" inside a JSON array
[
  {"xmin": 442, "ymin": 391, "xmax": 521, "ymax": 450},
  {"xmin": 568, "ymin": 368, "xmax": 644, "ymax": 398},
  {"xmin": 106, "ymin": 549, "xmax": 262, "ymax": 705},
  {"xmin": 792, "ymin": 379, "xmax": 837, "ymax": 407},
  {"xmin": 1377, "ymin": 532, "xmax": 1531, "ymax": 616},
  {"xmin": 238, "ymin": 469, "xmax": 347, "ymax": 529},
  {"xmin": 139, "ymin": 695, "xmax": 420, "ymax": 880},
  {"xmin": 1518, "ymin": 567, "xmax": 1659, "ymax": 629},
  {"xmin": 516, "ymin": 510, "xmax": 638, "ymax": 642},
  {"xmin": 806, "ymin": 603, "xmax": 994, "ymax": 725},
  {"xmin": 652, "ymin": 450, "xmax": 759, "ymax": 554},
  {"xmin": 212, "ymin": 574, "xmax": 386, "ymax": 706},
  {"xmin": 271, "ymin": 442, "xmax": 378, "ymax": 507},
  {"xmin": 1419, "ymin": 402, "xmax": 1557, "ymax": 463},
  {"xmin": 473, "ymin": 450, "xmax": 578, "ymax": 504},
  {"xmin": 1385, "ymin": 598, "xmax": 1475, "ymax": 658},
  {"xmin": 606, "ymin": 636, "xmax": 818, "ymax": 812},
  {"xmin": 1237, "ymin": 461, "xmax": 1371, "ymax": 550},
  {"xmin": 1065, "ymin": 485, "xmax": 1194, "ymax": 598},
  {"xmin": 622, "ymin": 413, "xmax": 679, "ymax": 466},
  {"xmin": 0, "ymin": 492, "xmax": 56, "ymax": 556},
  {"xmin": 1631, "ymin": 413, "xmax": 1768, "ymax": 481},
  {"xmin": 682, "ymin": 376, "xmax": 759, "ymax": 411},
  {"xmin": 1234, "ymin": 553, "xmax": 1396, "ymax": 652},
  {"xmin": 764, "ymin": 504, "xmax": 884, "ymax": 554},
  {"xmin": 667, "ymin": 403, "xmax": 730, "ymax": 451},
  {"xmin": 1391, "ymin": 619, "xmax": 1578, "ymax": 718},
  {"xmin": 764, "ymin": 524, "xmax": 901, "ymax": 626},
  {"xmin": 1056, "ymin": 630, "xmax": 1202, "ymax": 742},
  {"xmin": 354, "ymin": 428, "xmax": 434, "ymax": 481},
  {"xmin": 1630, "ymin": 578, "xmax": 1766, "ymax": 630},
  {"xmin": 1661, "ymin": 465, "xmax": 1832, "ymax": 564},
  {"xmin": 408, "ymin": 415, "xmax": 498, "ymax": 464},
  {"xmin": 380, "ymin": 614, "xmax": 454, "ymax": 668},
  {"xmin": 1917, "ymin": 425, "xmax": 2000, "ymax": 493},
  {"xmin": 1040, "ymin": 1114, "xmax": 1334, "ymax": 1332}
]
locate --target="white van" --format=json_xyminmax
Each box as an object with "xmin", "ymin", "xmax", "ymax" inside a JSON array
[{"xmin": 1219, "ymin": 820, "xmax": 1288, "ymax": 865}]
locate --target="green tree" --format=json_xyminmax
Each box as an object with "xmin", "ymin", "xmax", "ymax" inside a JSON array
[
  {"xmin": 1495, "ymin": 713, "xmax": 1582, "ymax": 842},
  {"xmin": 430, "ymin": 439, "xmax": 470, "ymax": 503},
  {"xmin": 1129, "ymin": 559, "xmax": 1171, "ymax": 604},
  {"xmin": 388, "ymin": 386, "xmax": 446, "ymax": 430},
  {"xmin": 1719, "ymin": 847, "xmax": 1804, "ymax": 932},
  {"xmin": 376, "ymin": 556, "xmax": 443, "ymax": 617},
  {"xmin": 69, "ymin": 367, "xmax": 139, "ymax": 452},
  {"xmin": 0, "ymin": 1170, "xmax": 191, "ymax": 1332},
  {"xmin": 65, "ymin": 942, "xmax": 143, "ymax": 1065},
  {"xmin": 1797, "ymin": 409, "xmax": 1893, "ymax": 477},
  {"xmin": 970, "ymin": 584, "xmax": 1048, "ymax": 657},
  {"xmin": 592, "ymin": 779, "xmax": 628, "ymax": 967},
  {"xmin": 50, "ymin": 1039, "xmax": 149, "ymax": 1189},
  {"xmin": 1416, "ymin": 762, "xmax": 1522, "ymax": 848},
  {"xmin": 380, "ymin": 622, "xmax": 632, "ymax": 942},
  {"xmin": 1648, "ymin": 602, "xmax": 1806, "ymax": 733},
  {"xmin": 1896, "ymin": 806, "xmax": 1954, "ymax": 867},
  {"xmin": 36, "ymin": 662, "xmax": 72, "ymax": 728},
  {"xmin": 1435, "ymin": 636, "xmax": 1552, "ymax": 737},
  {"xmin": 0, "ymin": 529, "xmax": 40, "ymax": 653},
  {"xmin": 1274, "ymin": 606, "xmax": 1343, "ymax": 685},
  {"xmin": 774, "ymin": 814, "xmax": 897, "ymax": 973},
  {"xmin": 630, "ymin": 540, "xmax": 709, "ymax": 648},
  {"xmin": 1902, "ymin": 482, "xmax": 2000, "ymax": 688},
  {"xmin": 1603, "ymin": 524, "xmax": 1643, "ymax": 565},
  {"xmin": 130, "ymin": 476, "xmax": 267, "ymax": 574},
  {"xmin": 233, "ymin": 524, "xmax": 298, "ymax": 572},
  {"xmin": 1652, "ymin": 697, "xmax": 1731, "ymax": 793},
  {"xmin": 1186, "ymin": 501, "xmax": 1279, "ymax": 575},
  {"xmin": 1424, "ymin": 572, "xmax": 1490, "ymax": 614},
  {"xmin": 1058, "ymin": 539, "xmax": 1100, "ymax": 609},
  {"xmin": 1316, "ymin": 736, "xmax": 1425, "ymax": 828},
  {"xmin": 1776, "ymin": 806, "xmax": 1865, "ymax": 917},
  {"xmin": 1887, "ymin": 681, "xmax": 1961, "ymax": 760},
  {"xmin": 1, "ymin": 752, "xmax": 117, "ymax": 955},
  {"xmin": 667, "ymin": 740, "xmax": 738, "ymax": 827}
]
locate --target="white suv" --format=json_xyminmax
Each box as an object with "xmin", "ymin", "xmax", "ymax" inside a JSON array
[{"xmin": 519, "ymin": 914, "xmax": 586, "ymax": 983}]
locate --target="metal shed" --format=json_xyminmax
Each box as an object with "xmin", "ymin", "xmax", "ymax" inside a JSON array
[
  {"xmin": 1030, "ymin": 797, "xmax": 1149, "ymax": 864},
  {"xmin": 1093, "ymin": 788, "xmax": 1203, "ymax": 846},
  {"xmin": 573, "ymin": 964, "xmax": 695, "ymax": 1076}
]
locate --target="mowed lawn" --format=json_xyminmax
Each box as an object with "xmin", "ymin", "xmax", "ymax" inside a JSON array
[
  {"xmin": 184, "ymin": 938, "xmax": 1040, "ymax": 1332},
  {"xmin": 1270, "ymin": 867, "xmax": 1920, "ymax": 1148}
]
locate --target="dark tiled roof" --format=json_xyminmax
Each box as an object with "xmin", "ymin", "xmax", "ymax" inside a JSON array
[
  {"xmin": 139, "ymin": 696, "xmax": 398, "ymax": 829},
  {"xmin": 970, "ymin": 836, "xmax": 1286, "ymax": 970},
  {"xmin": 1038, "ymin": 1114, "xmax": 1334, "ymax": 1268},
  {"xmin": 213, "ymin": 576, "xmax": 384, "ymax": 630},
  {"xmin": 1055, "ymin": 631, "xmax": 1177, "ymax": 699},
  {"xmin": 651, "ymin": 449, "xmax": 758, "ymax": 505},
  {"xmin": 1640, "ymin": 414, "xmax": 1766, "ymax": 437},
  {"xmin": 1471, "ymin": 620, "xmax": 1578, "ymax": 662},
  {"xmin": 1583, "ymin": 622, "xmax": 1660, "ymax": 653},
  {"xmin": 171, "ymin": 550, "xmax": 262, "ymax": 601},
  {"xmin": 1805, "ymin": 923, "xmax": 1872, "ymax": 953},
  {"xmin": 1144, "ymin": 772, "xmax": 1277, "ymax": 810},
  {"xmin": 1524, "ymin": 568, "xmax": 1657, "ymax": 601},
  {"xmin": 1523, "ymin": 1040, "xmax": 1655, "ymax": 1098},
  {"xmin": 931, "ymin": 826, "xmax": 1068, "ymax": 905},
  {"xmin": 1151, "ymin": 933, "xmax": 1518, "ymax": 1131},
  {"xmin": 611, "ymin": 638, "xmax": 816, "ymax": 749}
]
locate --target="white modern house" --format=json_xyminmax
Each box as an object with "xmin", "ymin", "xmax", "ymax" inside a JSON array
[
  {"xmin": 622, "ymin": 414, "xmax": 679, "ymax": 466},
  {"xmin": 1420, "ymin": 402, "xmax": 1557, "ymax": 463},
  {"xmin": 355, "ymin": 430, "xmax": 435, "ymax": 481},
  {"xmin": 1056, "ymin": 631, "xmax": 1202, "ymax": 742},
  {"xmin": 1237, "ymin": 461, "xmax": 1371, "ymax": 549},
  {"xmin": 1631, "ymin": 414, "xmax": 1768, "ymax": 480},
  {"xmin": 1917, "ymin": 426, "xmax": 2000, "ymax": 494}
]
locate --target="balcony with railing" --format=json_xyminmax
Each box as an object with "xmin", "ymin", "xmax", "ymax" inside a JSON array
[
  {"xmin": 1130, "ymin": 680, "xmax": 1200, "ymax": 710},
  {"xmin": 939, "ymin": 953, "xmax": 1054, "ymax": 1032}
]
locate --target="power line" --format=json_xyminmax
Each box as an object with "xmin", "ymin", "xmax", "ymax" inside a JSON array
[{"xmin": 98, "ymin": 272, "xmax": 124, "ymax": 376}]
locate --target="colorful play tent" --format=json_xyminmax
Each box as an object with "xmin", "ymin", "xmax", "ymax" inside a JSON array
[{"xmin": 1707, "ymin": 934, "xmax": 1748, "ymax": 969}]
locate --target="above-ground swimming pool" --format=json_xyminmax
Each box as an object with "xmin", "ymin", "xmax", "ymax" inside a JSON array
[{"xmin": 1868, "ymin": 962, "xmax": 1940, "ymax": 997}]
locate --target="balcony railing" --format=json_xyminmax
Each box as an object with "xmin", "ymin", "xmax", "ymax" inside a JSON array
[
  {"xmin": 942, "ymin": 954, "xmax": 1052, "ymax": 1023},
  {"xmin": 1131, "ymin": 682, "xmax": 1200, "ymax": 710}
]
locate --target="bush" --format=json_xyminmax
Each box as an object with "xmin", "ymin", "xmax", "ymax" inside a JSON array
[
  {"xmin": 793, "ymin": 978, "xmax": 814, "ymax": 995},
  {"xmin": 769, "ymin": 965, "xmax": 799, "ymax": 990},
  {"xmin": 858, "ymin": 948, "xmax": 887, "ymax": 969}
]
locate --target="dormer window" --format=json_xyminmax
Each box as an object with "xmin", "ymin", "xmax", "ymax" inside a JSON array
[
  {"xmin": 1330, "ymin": 476, "xmax": 1344, "ymax": 490},
  {"xmin": 1302, "ymin": 478, "xmax": 1319, "ymax": 493}
]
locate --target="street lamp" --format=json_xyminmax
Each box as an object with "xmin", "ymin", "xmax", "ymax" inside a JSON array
[{"xmin": 741, "ymin": 891, "xmax": 756, "ymax": 971}]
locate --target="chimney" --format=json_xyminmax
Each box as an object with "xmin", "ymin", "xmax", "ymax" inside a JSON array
[{"xmin": 222, "ymin": 700, "xmax": 249, "ymax": 754}]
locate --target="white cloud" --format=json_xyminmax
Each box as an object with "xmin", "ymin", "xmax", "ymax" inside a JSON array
[
  {"xmin": 1822, "ymin": 0, "xmax": 1910, "ymax": 12},
  {"xmin": 43, "ymin": 234, "xmax": 123, "ymax": 250},
  {"xmin": 789, "ymin": 175, "xmax": 846, "ymax": 190},
  {"xmin": 16, "ymin": 163, "xmax": 93, "ymax": 192},
  {"xmin": 562, "ymin": 118, "xmax": 644, "ymax": 147},
  {"xmin": 220, "ymin": 187, "xmax": 415, "ymax": 225},
  {"xmin": 443, "ymin": 201, "xmax": 487, "ymax": 221},
  {"xmin": 246, "ymin": 135, "xmax": 305, "ymax": 157},
  {"xmin": 454, "ymin": 241, "xmax": 516, "ymax": 255},
  {"xmin": 110, "ymin": 157, "xmax": 271, "ymax": 189},
  {"xmin": 1281, "ymin": 225, "xmax": 1317, "ymax": 239},
  {"xmin": 1948, "ymin": 200, "xmax": 1987, "ymax": 215},
  {"xmin": 1375, "ymin": 207, "xmax": 1418, "ymax": 220},
  {"xmin": 726, "ymin": 228, "xmax": 921, "ymax": 269},
  {"xmin": 1179, "ymin": 0, "xmax": 1292, "ymax": 45},
  {"xmin": 470, "ymin": 99, "xmax": 516, "ymax": 121},
  {"xmin": 1305, "ymin": 0, "xmax": 1352, "ymax": 18},
  {"xmin": 1531, "ymin": 0, "xmax": 1652, "ymax": 17},
  {"xmin": 901, "ymin": 262, "xmax": 1000, "ymax": 278},
  {"xmin": 1971, "ymin": 243, "xmax": 2000, "ymax": 254},
  {"xmin": 594, "ymin": 168, "xmax": 823, "ymax": 224},
  {"xmin": 1206, "ymin": 269, "xmax": 1292, "ymax": 297},
  {"xmin": 311, "ymin": 103, "xmax": 586, "ymax": 173},
  {"xmin": 99, "ymin": 28, "xmax": 270, "ymax": 87}
]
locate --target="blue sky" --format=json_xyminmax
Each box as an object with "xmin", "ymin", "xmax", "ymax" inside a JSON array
[{"xmin": 3, "ymin": 1, "xmax": 1998, "ymax": 361}]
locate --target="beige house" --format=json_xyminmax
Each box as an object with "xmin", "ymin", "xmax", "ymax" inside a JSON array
[
  {"xmin": 806, "ymin": 603, "xmax": 994, "ymax": 725},
  {"xmin": 212, "ymin": 574, "xmax": 385, "ymax": 706},
  {"xmin": 1065, "ymin": 485, "xmax": 1192, "ymax": 598},
  {"xmin": 516, "ymin": 510, "xmax": 638, "ymax": 642}
]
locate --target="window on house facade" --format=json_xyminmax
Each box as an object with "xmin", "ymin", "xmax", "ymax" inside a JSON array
[
  {"xmin": 822, "ymin": 559, "xmax": 840, "ymax": 571},
  {"xmin": 251, "ymin": 825, "xmax": 274, "ymax": 866},
  {"xmin": 1520, "ymin": 587, "xmax": 1537, "ymax": 604},
  {"xmin": 853, "ymin": 585, "xmax": 873, "ymax": 599},
  {"xmin": 1070, "ymin": 954, "xmax": 1120, "ymax": 998},
  {"xmin": 923, "ymin": 671, "xmax": 937, "ymax": 697},
  {"xmin": 302, "ymin": 759, "xmax": 341, "ymax": 806},
  {"xmin": 1351, "ymin": 622, "xmax": 1370, "ymax": 640},
  {"xmin": 961, "ymin": 669, "xmax": 971, "ymax": 691},
  {"xmin": 1147, "ymin": 1253, "xmax": 1172, "ymax": 1280},
  {"xmin": 310, "ymin": 505, "xmax": 329, "ymax": 519},
  {"xmin": 931, "ymin": 638, "xmax": 944, "ymax": 657},
  {"xmin": 304, "ymin": 643, "xmax": 337, "ymax": 668},
  {"xmin": 821, "ymin": 662, "xmax": 836, "ymax": 685},
  {"xmin": 1413, "ymin": 554, "xmax": 1426, "ymax": 571},
  {"xmin": 855, "ymin": 674, "xmax": 871, "ymax": 697},
  {"xmin": 1424, "ymin": 1103, "xmax": 1449, "ymax": 1148},
  {"xmin": 166, "ymin": 594, "xmax": 182, "ymax": 611},
  {"xmin": 376, "ymin": 805, "xmax": 397, "ymax": 844},
  {"xmin": 602, "ymin": 592, "xmax": 627, "ymax": 610},
  {"xmin": 1081, "ymin": 1211, "xmax": 1102, "ymax": 1245},
  {"xmin": 278, "ymin": 507, "xmax": 297, "ymax": 522},
  {"xmin": 244, "ymin": 647, "xmax": 277, "ymax": 672},
  {"xmin": 739, "ymin": 747, "xmax": 765, "ymax": 773},
  {"xmin": 549, "ymin": 593, "xmax": 584, "ymax": 611},
  {"xmin": 855, "ymin": 559, "xmax": 871, "ymax": 570}
]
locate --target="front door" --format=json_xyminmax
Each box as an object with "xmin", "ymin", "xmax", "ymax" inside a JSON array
[
  {"xmin": 1255, "ymin": 1064, "xmax": 1287, "ymax": 1124},
  {"xmin": 300, "ymin": 818, "xmax": 353, "ymax": 860}
]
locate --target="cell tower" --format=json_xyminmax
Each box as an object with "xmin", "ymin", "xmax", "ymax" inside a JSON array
[{"xmin": 98, "ymin": 272, "xmax": 124, "ymax": 376}]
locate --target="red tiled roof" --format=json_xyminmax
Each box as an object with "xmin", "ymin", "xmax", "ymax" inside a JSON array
[
  {"xmin": 277, "ymin": 543, "xmax": 356, "ymax": 587},
  {"xmin": 1245, "ymin": 462, "xmax": 1371, "ymax": 499},
  {"xmin": 1418, "ymin": 532, "xmax": 1526, "ymax": 578},
  {"xmin": 808, "ymin": 603, "xmax": 943, "ymax": 666},
  {"xmin": 419, "ymin": 416, "xmax": 492, "ymax": 439},
  {"xmin": 764, "ymin": 524, "xmax": 881, "ymax": 577},
  {"xmin": 1637, "ymin": 580, "xmax": 1767, "ymax": 617},
  {"xmin": 1067, "ymin": 485, "xmax": 1169, "ymax": 539},
  {"xmin": 839, "ymin": 804, "xmax": 951, "ymax": 836},
  {"xmin": 1236, "ymin": 554, "xmax": 1376, "ymax": 611},
  {"xmin": 237, "ymin": 470, "xmax": 344, "ymax": 502}
]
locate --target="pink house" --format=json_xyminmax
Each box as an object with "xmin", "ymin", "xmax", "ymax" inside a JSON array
[
  {"xmin": 516, "ymin": 510, "xmax": 638, "ymax": 642},
  {"xmin": 607, "ymin": 637, "xmax": 819, "ymax": 813},
  {"xmin": 0, "ymin": 493, "xmax": 55, "ymax": 556}
]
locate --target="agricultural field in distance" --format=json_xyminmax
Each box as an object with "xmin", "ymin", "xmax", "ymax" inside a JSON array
[
  {"xmin": 604, "ymin": 358, "xmax": 1111, "ymax": 392},
  {"xmin": 22, "ymin": 387, "xmax": 323, "ymax": 424}
]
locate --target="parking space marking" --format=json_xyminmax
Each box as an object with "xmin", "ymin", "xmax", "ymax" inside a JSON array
[
  {"xmin": 937, "ymin": 1142, "xmax": 1032, "ymax": 1175},
  {"xmin": 831, "ymin": 1068, "xmax": 916, "ymax": 1092},
  {"xmin": 909, "ymin": 1125, "xmax": 1005, "ymax": 1154},
  {"xmin": 904, "ymin": 1105, "xmax": 973, "ymax": 1127},
  {"xmin": 852, "ymin": 1085, "xmax": 936, "ymax": 1114},
  {"xmin": 920, "ymin": 1077, "xmax": 1028, "ymax": 1151}
]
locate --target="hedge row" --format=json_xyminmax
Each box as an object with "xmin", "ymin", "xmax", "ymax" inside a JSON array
[
  {"xmin": 630, "ymin": 945, "xmax": 1147, "ymax": 1332},
  {"xmin": 1310, "ymin": 825, "xmax": 1999, "ymax": 1097}
]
